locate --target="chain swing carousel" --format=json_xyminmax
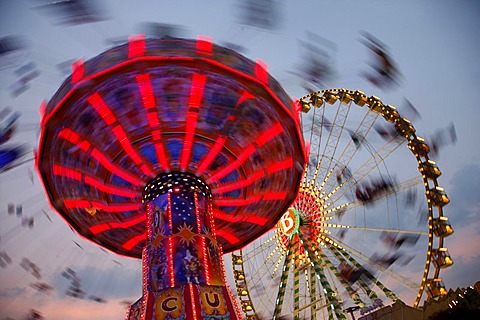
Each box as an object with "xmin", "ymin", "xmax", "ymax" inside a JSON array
[{"xmin": 36, "ymin": 35, "xmax": 306, "ymax": 319}]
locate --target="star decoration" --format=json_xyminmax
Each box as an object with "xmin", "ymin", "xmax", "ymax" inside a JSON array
[
  {"xmin": 153, "ymin": 225, "xmax": 169, "ymax": 236},
  {"xmin": 176, "ymin": 223, "xmax": 197, "ymax": 245},
  {"xmin": 152, "ymin": 233, "xmax": 168, "ymax": 246},
  {"xmin": 85, "ymin": 207, "xmax": 98, "ymax": 216},
  {"xmin": 204, "ymin": 228, "xmax": 218, "ymax": 250}
]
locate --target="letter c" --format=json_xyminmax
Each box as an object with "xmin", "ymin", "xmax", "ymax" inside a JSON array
[{"xmin": 162, "ymin": 296, "xmax": 179, "ymax": 312}]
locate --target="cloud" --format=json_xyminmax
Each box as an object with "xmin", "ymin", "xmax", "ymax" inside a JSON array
[
  {"xmin": 1, "ymin": 294, "xmax": 129, "ymax": 320},
  {"xmin": 440, "ymin": 163, "xmax": 480, "ymax": 267},
  {"xmin": 421, "ymin": 163, "xmax": 480, "ymax": 292},
  {"xmin": 42, "ymin": 298, "xmax": 129, "ymax": 320},
  {"xmin": 447, "ymin": 164, "xmax": 480, "ymax": 226},
  {"xmin": 444, "ymin": 221, "xmax": 480, "ymax": 263},
  {"xmin": 441, "ymin": 254, "xmax": 480, "ymax": 290}
]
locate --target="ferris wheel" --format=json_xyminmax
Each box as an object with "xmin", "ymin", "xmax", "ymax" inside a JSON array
[{"xmin": 231, "ymin": 89, "xmax": 454, "ymax": 320}]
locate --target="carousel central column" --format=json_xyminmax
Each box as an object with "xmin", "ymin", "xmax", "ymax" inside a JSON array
[{"xmin": 132, "ymin": 171, "xmax": 240, "ymax": 320}]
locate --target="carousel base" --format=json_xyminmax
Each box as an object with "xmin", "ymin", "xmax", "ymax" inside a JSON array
[{"xmin": 126, "ymin": 283, "xmax": 240, "ymax": 320}]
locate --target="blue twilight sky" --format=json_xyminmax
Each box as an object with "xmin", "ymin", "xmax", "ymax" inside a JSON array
[{"xmin": 0, "ymin": 1, "xmax": 479, "ymax": 319}]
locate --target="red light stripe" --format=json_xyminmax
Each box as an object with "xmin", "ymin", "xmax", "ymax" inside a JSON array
[
  {"xmin": 88, "ymin": 223, "xmax": 110, "ymax": 234},
  {"xmin": 188, "ymin": 282, "xmax": 199, "ymax": 320},
  {"xmin": 255, "ymin": 122, "xmax": 284, "ymax": 146},
  {"xmin": 181, "ymin": 73, "xmax": 207, "ymax": 171},
  {"xmin": 122, "ymin": 233, "xmax": 146, "ymax": 251},
  {"xmin": 200, "ymin": 235, "xmax": 209, "ymax": 285},
  {"xmin": 195, "ymin": 194, "xmax": 210, "ymax": 285},
  {"xmin": 196, "ymin": 35, "xmax": 213, "ymax": 56},
  {"xmin": 136, "ymin": 74, "xmax": 170, "ymax": 171},
  {"xmin": 71, "ymin": 59, "xmax": 84, "ymax": 83},
  {"xmin": 111, "ymin": 125, "xmax": 155, "ymax": 177},
  {"xmin": 304, "ymin": 140, "xmax": 311, "ymax": 164},
  {"xmin": 255, "ymin": 59, "xmax": 269, "ymax": 84},
  {"xmin": 180, "ymin": 111, "xmax": 199, "ymax": 171},
  {"xmin": 262, "ymin": 191, "xmax": 287, "ymax": 201},
  {"xmin": 58, "ymin": 128, "xmax": 92, "ymax": 152},
  {"xmin": 293, "ymin": 98, "xmax": 303, "ymax": 114},
  {"xmin": 136, "ymin": 74, "xmax": 156, "ymax": 109},
  {"xmin": 147, "ymin": 112, "xmax": 160, "ymax": 129},
  {"xmin": 188, "ymin": 73, "xmax": 207, "ymax": 108},
  {"xmin": 87, "ymin": 93, "xmax": 117, "ymax": 126},
  {"xmin": 196, "ymin": 91, "xmax": 255, "ymax": 180},
  {"xmin": 168, "ymin": 236, "xmax": 175, "ymax": 287},
  {"xmin": 57, "ymin": 128, "xmax": 143, "ymax": 186},
  {"xmin": 167, "ymin": 194, "xmax": 175, "ymax": 288},
  {"xmin": 91, "ymin": 201, "xmax": 141, "ymax": 212},
  {"xmin": 154, "ymin": 142, "xmax": 169, "ymax": 172},
  {"xmin": 236, "ymin": 90, "xmax": 255, "ymax": 107},
  {"xmin": 207, "ymin": 122, "xmax": 287, "ymax": 184},
  {"xmin": 244, "ymin": 215, "xmax": 269, "ymax": 225},
  {"xmin": 196, "ymin": 136, "xmax": 227, "ymax": 175},
  {"xmin": 214, "ymin": 170, "xmax": 264, "ymax": 194},
  {"xmin": 89, "ymin": 214, "xmax": 146, "ymax": 234},
  {"xmin": 215, "ymin": 195, "xmax": 262, "ymax": 207},
  {"xmin": 208, "ymin": 144, "xmax": 256, "ymax": 183},
  {"xmin": 64, "ymin": 199, "xmax": 141, "ymax": 212},
  {"xmin": 90, "ymin": 149, "xmax": 143, "ymax": 186},
  {"xmin": 58, "ymin": 128, "xmax": 80, "ymax": 145},
  {"xmin": 84, "ymin": 176, "xmax": 138, "ymax": 198},
  {"xmin": 64, "ymin": 199, "xmax": 90, "ymax": 208},
  {"xmin": 128, "ymin": 34, "xmax": 145, "ymax": 58},
  {"xmin": 213, "ymin": 210, "xmax": 268, "ymax": 225},
  {"xmin": 150, "ymin": 127, "xmax": 161, "ymax": 141},
  {"xmin": 57, "ymin": 129, "xmax": 80, "ymax": 147},
  {"xmin": 39, "ymin": 100, "xmax": 46, "ymax": 126},
  {"xmin": 53, "ymin": 164, "xmax": 138, "ymax": 198},
  {"xmin": 215, "ymin": 191, "xmax": 286, "ymax": 207},
  {"xmin": 216, "ymin": 229, "xmax": 240, "ymax": 245},
  {"xmin": 53, "ymin": 164, "xmax": 82, "ymax": 181},
  {"xmin": 267, "ymin": 157, "xmax": 293, "ymax": 174}
]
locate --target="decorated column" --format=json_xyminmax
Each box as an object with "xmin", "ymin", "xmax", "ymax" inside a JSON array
[{"xmin": 128, "ymin": 171, "xmax": 239, "ymax": 319}]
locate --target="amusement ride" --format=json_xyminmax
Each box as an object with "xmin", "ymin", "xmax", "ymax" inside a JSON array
[
  {"xmin": 36, "ymin": 36, "xmax": 306, "ymax": 319},
  {"xmin": 231, "ymin": 88, "xmax": 454, "ymax": 319}
]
